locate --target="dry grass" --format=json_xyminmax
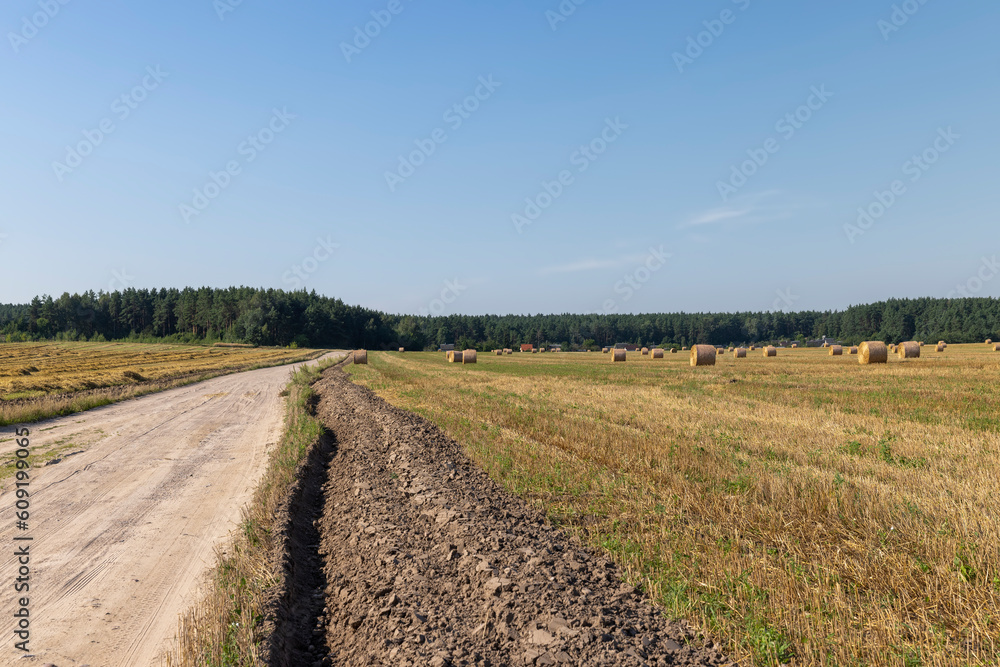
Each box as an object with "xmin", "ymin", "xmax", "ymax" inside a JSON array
[
  {"xmin": 348, "ymin": 346, "xmax": 1000, "ymax": 666},
  {"xmin": 0, "ymin": 342, "xmax": 324, "ymax": 426}
]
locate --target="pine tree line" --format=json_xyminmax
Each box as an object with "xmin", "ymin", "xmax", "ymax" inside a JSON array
[{"xmin": 1, "ymin": 288, "xmax": 998, "ymax": 350}]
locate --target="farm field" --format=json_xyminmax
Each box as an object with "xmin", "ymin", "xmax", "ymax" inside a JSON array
[
  {"xmin": 347, "ymin": 345, "xmax": 1000, "ymax": 666},
  {"xmin": 0, "ymin": 341, "xmax": 326, "ymax": 425}
]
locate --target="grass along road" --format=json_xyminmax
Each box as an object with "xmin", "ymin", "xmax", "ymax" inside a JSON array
[{"xmin": 347, "ymin": 347, "xmax": 1000, "ymax": 666}]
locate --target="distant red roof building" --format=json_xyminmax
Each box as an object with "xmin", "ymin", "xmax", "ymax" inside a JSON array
[{"xmin": 520, "ymin": 343, "xmax": 534, "ymax": 352}]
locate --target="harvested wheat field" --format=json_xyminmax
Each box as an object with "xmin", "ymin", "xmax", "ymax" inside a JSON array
[
  {"xmin": 344, "ymin": 346, "xmax": 1000, "ymax": 666},
  {"xmin": 0, "ymin": 342, "xmax": 325, "ymax": 425}
]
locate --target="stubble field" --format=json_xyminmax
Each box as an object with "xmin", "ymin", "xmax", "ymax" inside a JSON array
[
  {"xmin": 0, "ymin": 341, "xmax": 325, "ymax": 426},
  {"xmin": 347, "ymin": 345, "xmax": 1000, "ymax": 666}
]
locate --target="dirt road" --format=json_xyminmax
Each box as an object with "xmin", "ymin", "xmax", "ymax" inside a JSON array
[
  {"xmin": 272, "ymin": 367, "xmax": 731, "ymax": 666},
  {"xmin": 0, "ymin": 352, "xmax": 341, "ymax": 667}
]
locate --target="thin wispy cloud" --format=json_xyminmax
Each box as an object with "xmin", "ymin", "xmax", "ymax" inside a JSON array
[
  {"xmin": 681, "ymin": 206, "xmax": 752, "ymax": 228},
  {"xmin": 677, "ymin": 190, "xmax": 800, "ymax": 230},
  {"xmin": 538, "ymin": 253, "xmax": 648, "ymax": 276}
]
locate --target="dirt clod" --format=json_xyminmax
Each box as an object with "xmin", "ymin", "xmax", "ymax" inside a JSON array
[{"xmin": 307, "ymin": 368, "xmax": 733, "ymax": 666}]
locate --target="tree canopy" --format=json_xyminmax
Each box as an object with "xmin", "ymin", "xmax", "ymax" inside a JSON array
[{"xmin": 1, "ymin": 287, "xmax": 998, "ymax": 351}]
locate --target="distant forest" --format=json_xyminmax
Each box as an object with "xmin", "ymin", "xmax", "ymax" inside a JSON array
[{"xmin": 1, "ymin": 287, "xmax": 998, "ymax": 350}]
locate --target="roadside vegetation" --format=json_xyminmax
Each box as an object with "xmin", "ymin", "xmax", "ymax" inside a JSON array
[
  {"xmin": 348, "ymin": 347, "xmax": 1000, "ymax": 666},
  {"xmin": 166, "ymin": 354, "xmax": 340, "ymax": 667},
  {"xmin": 0, "ymin": 341, "xmax": 325, "ymax": 426}
]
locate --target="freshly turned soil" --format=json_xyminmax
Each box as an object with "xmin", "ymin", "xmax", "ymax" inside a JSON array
[{"xmin": 293, "ymin": 368, "xmax": 733, "ymax": 666}]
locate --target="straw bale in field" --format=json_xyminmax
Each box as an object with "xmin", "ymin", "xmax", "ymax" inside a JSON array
[
  {"xmin": 690, "ymin": 345, "xmax": 716, "ymax": 366},
  {"xmin": 612, "ymin": 349, "xmax": 626, "ymax": 362},
  {"xmin": 651, "ymin": 348, "xmax": 664, "ymax": 359},
  {"xmin": 898, "ymin": 341, "xmax": 920, "ymax": 359},
  {"xmin": 859, "ymin": 341, "xmax": 887, "ymax": 364},
  {"xmin": 463, "ymin": 349, "xmax": 477, "ymax": 364},
  {"xmin": 829, "ymin": 345, "xmax": 843, "ymax": 356},
  {"xmin": 734, "ymin": 348, "xmax": 747, "ymax": 358},
  {"xmin": 354, "ymin": 350, "xmax": 368, "ymax": 365},
  {"xmin": 763, "ymin": 346, "xmax": 777, "ymax": 357}
]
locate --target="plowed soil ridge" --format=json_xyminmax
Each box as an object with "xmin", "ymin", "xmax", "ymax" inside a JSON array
[{"xmin": 297, "ymin": 368, "xmax": 732, "ymax": 666}]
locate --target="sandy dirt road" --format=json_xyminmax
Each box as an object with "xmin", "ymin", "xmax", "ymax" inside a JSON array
[{"xmin": 0, "ymin": 352, "xmax": 341, "ymax": 667}]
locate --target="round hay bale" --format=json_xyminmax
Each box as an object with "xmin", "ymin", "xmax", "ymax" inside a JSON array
[
  {"xmin": 993, "ymin": 343, "xmax": 1000, "ymax": 352},
  {"xmin": 935, "ymin": 343, "xmax": 945, "ymax": 352},
  {"xmin": 716, "ymin": 348, "xmax": 725, "ymax": 355},
  {"xmin": 682, "ymin": 346, "xmax": 689, "ymax": 351},
  {"xmin": 734, "ymin": 348, "xmax": 747, "ymax": 358},
  {"xmin": 494, "ymin": 349, "xmax": 503, "ymax": 355},
  {"xmin": 398, "ymin": 347, "xmax": 405, "ymax": 353},
  {"xmin": 463, "ymin": 349, "xmax": 477, "ymax": 364},
  {"xmin": 898, "ymin": 341, "xmax": 920, "ymax": 358},
  {"xmin": 447, "ymin": 350, "xmax": 464, "ymax": 363},
  {"xmin": 353, "ymin": 349, "xmax": 368, "ymax": 365},
  {"xmin": 985, "ymin": 338, "xmax": 991, "ymax": 344},
  {"xmin": 651, "ymin": 348, "xmax": 664, "ymax": 359},
  {"xmin": 763, "ymin": 346, "xmax": 777, "ymax": 357},
  {"xmin": 690, "ymin": 345, "xmax": 716, "ymax": 367},
  {"xmin": 790, "ymin": 343, "xmax": 798, "ymax": 348},
  {"xmin": 829, "ymin": 345, "xmax": 843, "ymax": 356},
  {"xmin": 749, "ymin": 345, "xmax": 756, "ymax": 351},
  {"xmin": 671, "ymin": 348, "xmax": 678, "ymax": 354},
  {"xmin": 641, "ymin": 347, "xmax": 649, "ymax": 355},
  {"xmin": 859, "ymin": 341, "xmax": 887, "ymax": 364},
  {"xmin": 602, "ymin": 347, "xmax": 609, "ymax": 353},
  {"xmin": 849, "ymin": 346, "xmax": 858, "ymax": 355},
  {"xmin": 532, "ymin": 349, "xmax": 538, "ymax": 354},
  {"xmin": 612, "ymin": 349, "xmax": 627, "ymax": 363},
  {"xmin": 822, "ymin": 342, "xmax": 829, "ymax": 348}
]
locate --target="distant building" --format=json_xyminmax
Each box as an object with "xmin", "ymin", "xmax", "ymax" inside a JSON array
[
  {"xmin": 807, "ymin": 336, "xmax": 839, "ymax": 347},
  {"xmin": 613, "ymin": 343, "xmax": 639, "ymax": 351},
  {"xmin": 520, "ymin": 343, "xmax": 534, "ymax": 352},
  {"xmin": 438, "ymin": 344, "xmax": 455, "ymax": 352}
]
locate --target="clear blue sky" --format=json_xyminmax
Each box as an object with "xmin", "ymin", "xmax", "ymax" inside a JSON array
[{"xmin": 1, "ymin": 0, "xmax": 997, "ymax": 315}]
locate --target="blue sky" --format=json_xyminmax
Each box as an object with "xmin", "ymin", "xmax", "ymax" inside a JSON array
[{"xmin": 1, "ymin": 0, "xmax": 997, "ymax": 315}]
